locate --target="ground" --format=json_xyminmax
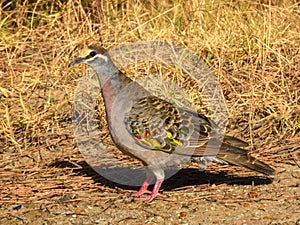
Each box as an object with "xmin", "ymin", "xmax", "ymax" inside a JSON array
[{"xmin": 1, "ymin": 158, "xmax": 299, "ymax": 224}]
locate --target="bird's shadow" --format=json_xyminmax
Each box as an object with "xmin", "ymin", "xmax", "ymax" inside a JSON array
[{"xmin": 50, "ymin": 160, "xmax": 273, "ymax": 192}]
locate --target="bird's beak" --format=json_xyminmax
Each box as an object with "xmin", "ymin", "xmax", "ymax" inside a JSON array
[{"xmin": 68, "ymin": 57, "xmax": 84, "ymax": 67}]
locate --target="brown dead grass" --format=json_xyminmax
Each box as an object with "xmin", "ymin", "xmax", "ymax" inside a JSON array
[{"xmin": 0, "ymin": 0, "xmax": 299, "ymax": 223}]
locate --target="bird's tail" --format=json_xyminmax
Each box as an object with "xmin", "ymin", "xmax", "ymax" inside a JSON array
[
  {"xmin": 216, "ymin": 143, "xmax": 275, "ymax": 176},
  {"xmin": 223, "ymin": 135, "xmax": 249, "ymax": 148}
]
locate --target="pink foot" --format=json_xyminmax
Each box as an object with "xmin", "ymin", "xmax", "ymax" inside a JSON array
[
  {"xmin": 135, "ymin": 179, "xmax": 165, "ymax": 202},
  {"xmin": 135, "ymin": 192, "xmax": 165, "ymax": 202},
  {"xmin": 132, "ymin": 178, "xmax": 152, "ymax": 197},
  {"xmin": 132, "ymin": 189, "xmax": 152, "ymax": 196}
]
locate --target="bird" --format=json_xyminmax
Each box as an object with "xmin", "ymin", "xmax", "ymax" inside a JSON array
[{"xmin": 69, "ymin": 44, "xmax": 275, "ymax": 202}]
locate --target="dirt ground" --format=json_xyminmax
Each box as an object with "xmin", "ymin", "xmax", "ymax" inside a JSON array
[
  {"xmin": 1, "ymin": 157, "xmax": 299, "ymax": 224},
  {"xmin": 1, "ymin": 0, "xmax": 300, "ymax": 224}
]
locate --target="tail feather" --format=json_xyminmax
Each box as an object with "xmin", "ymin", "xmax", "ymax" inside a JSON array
[
  {"xmin": 223, "ymin": 135, "xmax": 249, "ymax": 148},
  {"xmin": 216, "ymin": 144, "xmax": 275, "ymax": 176}
]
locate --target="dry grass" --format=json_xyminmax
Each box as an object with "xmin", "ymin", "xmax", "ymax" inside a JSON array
[{"xmin": 0, "ymin": 0, "xmax": 299, "ymax": 223}]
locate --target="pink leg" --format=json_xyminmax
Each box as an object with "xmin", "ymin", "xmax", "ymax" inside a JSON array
[
  {"xmin": 132, "ymin": 174, "xmax": 154, "ymax": 196},
  {"xmin": 132, "ymin": 181, "xmax": 152, "ymax": 196},
  {"xmin": 136, "ymin": 179, "xmax": 165, "ymax": 202}
]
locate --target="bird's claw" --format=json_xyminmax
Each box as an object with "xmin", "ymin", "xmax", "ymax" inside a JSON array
[
  {"xmin": 135, "ymin": 192, "xmax": 166, "ymax": 202},
  {"xmin": 132, "ymin": 189, "xmax": 152, "ymax": 197}
]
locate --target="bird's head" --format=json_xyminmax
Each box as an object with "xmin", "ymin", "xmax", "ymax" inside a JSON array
[{"xmin": 68, "ymin": 45, "xmax": 109, "ymax": 68}]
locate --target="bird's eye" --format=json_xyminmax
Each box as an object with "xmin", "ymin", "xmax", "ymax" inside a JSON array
[{"xmin": 89, "ymin": 51, "xmax": 96, "ymax": 57}]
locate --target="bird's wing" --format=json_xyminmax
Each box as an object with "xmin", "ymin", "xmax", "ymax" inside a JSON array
[
  {"xmin": 124, "ymin": 95, "xmax": 275, "ymax": 175},
  {"xmin": 124, "ymin": 95, "xmax": 215, "ymax": 155}
]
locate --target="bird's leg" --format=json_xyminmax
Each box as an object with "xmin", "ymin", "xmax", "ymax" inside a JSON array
[
  {"xmin": 132, "ymin": 174, "xmax": 154, "ymax": 196},
  {"xmin": 136, "ymin": 179, "xmax": 165, "ymax": 202}
]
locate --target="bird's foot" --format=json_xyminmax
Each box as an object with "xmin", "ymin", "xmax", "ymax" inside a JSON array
[
  {"xmin": 135, "ymin": 192, "xmax": 166, "ymax": 202},
  {"xmin": 132, "ymin": 189, "xmax": 152, "ymax": 197},
  {"xmin": 134, "ymin": 179, "xmax": 165, "ymax": 202},
  {"xmin": 132, "ymin": 180, "xmax": 152, "ymax": 197}
]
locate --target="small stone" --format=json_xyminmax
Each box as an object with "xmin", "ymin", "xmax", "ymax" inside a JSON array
[
  {"xmin": 179, "ymin": 211, "xmax": 187, "ymax": 218},
  {"xmin": 243, "ymin": 202, "xmax": 250, "ymax": 207},
  {"xmin": 75, "ymin": 208, "xmax": 81, "ymax": 215}
]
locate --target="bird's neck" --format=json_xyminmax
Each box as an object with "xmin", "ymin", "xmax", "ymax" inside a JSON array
[{"xmin": 94, "ymin": 63, "xmax": 132, "ymax": 122}]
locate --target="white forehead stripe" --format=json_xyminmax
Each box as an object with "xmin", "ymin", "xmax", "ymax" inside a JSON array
[{"xmin": 86, "ymin": 54, "xmax": 108, "ymax": 63}]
